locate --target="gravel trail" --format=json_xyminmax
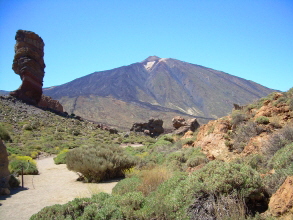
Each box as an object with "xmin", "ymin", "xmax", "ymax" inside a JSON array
[{"xmin": 0, "ymin": 157, "xmax": 119, "ymax": 220}]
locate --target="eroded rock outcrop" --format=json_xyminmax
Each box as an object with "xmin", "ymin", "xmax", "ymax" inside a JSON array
[
  {"xmin": 172, "ymin": 116, "xmax": 200, "ymax": 135},
  {"xmin": 269, "ymin": 176, "xmax": 293, "ymax": 218},
  {"xmin": 130, "ymin": 118, "xmax": 164, "ymax": 137},
  {"xmin": 0, "ymin": 139, "xmax": 10, "ymax": 195},
  {"xmin": 10, "ymin": 30, "xmax": 45, "ymax": 105},
  {"xmin": 38, "ymin": 95, "xmax": 64, "ymax": 112}
]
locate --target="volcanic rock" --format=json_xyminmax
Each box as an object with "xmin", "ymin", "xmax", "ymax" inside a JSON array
[
  {"xmin": 38, "ymin": 95, "xmax": 64, "ymax": 112},
  {"xmin": 172, "ymin": 116, "xmax": 200, "ymax": 135},
  {"xmin": 130, "ymin": 118, "xmax": 164, "ymax": 137},
  {"xmin": 269, "ymin": 176, "xmax": 293, "ymax": 218},
  {"xmin": 0, "ymin": 139, "xmax": 10, "ymax": 195},
  {"xmin": 10, "ymin": 30, "xmax": 45, "ymax": 105},
  {"xmin": 172, "ymin": 116, "xmax": 187, "ymax": 129}
]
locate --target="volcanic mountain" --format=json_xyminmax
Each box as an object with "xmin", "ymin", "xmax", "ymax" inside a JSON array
[{"xmin": 44, "ymin": 56, "xmax": 276, "ymax": 129}]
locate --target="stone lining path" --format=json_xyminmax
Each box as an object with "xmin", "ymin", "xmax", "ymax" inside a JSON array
[{"xmin": 0, "ymin": 157, "xmax": 118, "ymax": 220}]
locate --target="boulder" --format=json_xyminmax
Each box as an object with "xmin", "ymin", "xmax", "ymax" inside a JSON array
[
  {"xmin": 38, "ymin": 95, "xmax": 64, "ymax": 112},
  {"xmin": 0, "ymin": 139, "xmax": 10, "ymax": 195},
  {"xmin": 172, "ymin": 116, "xmax": 200, "ymax": 135},
  {"xmin": 269, "ymin": 176, "xmax": 293, "ymax": 217},
  {"xmin": 130, "ymin": 118, "xmax": 164, "ymax": 137},
  {"xmin": 187, "ymin": 118, "xmax": 200, "ymax": 131},
  {"xmin": 10, "ymin": 30, "xmax": 45, "ymax": 105},
  {"xmin": 172, "ymin": 116, "xmax": 186, "ymax": 129}
]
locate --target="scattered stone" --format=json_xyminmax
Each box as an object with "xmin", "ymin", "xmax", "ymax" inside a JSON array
[
  {"xmin": 269, "ymin": 176, "xmax": 293, "ymax": 217},
  {"xmin": 130, "ymin": 118, "xmax": 164, "ymax": 137}
]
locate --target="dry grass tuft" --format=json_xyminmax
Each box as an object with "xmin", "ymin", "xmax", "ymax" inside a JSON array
[{"xmin": 137, "ymin": 166, "xmax": 172, "ymax": 196}]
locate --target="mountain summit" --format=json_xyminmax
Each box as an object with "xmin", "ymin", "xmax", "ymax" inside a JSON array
[{"xmin": 44, "ymin": 56, "xmax": 276, "ymax": 129}]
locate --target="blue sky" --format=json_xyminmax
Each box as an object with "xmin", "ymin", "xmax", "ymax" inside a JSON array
[{"xmin": 0, "ymin": 0, "xmax": 292, "ymax": 92}]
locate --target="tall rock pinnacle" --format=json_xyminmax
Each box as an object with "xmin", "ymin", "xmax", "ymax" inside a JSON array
[{"xmin": 10, "ymin": 30, "xmax": 45, "ymax": 104}]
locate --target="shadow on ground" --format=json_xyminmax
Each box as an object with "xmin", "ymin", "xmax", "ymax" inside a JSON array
[{"xmin": 0, "ymin": 187, "xmax": 29, "ymax": 203}]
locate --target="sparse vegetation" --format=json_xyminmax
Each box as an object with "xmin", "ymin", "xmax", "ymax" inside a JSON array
[{"xmin": 3, "ymin": 87, "xmax": 293, "ymax": 219}]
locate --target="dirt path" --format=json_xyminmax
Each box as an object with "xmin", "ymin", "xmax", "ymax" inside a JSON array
[{"xmin": 0, "ymin": 157, "xmax": 119, "ymax": 220}]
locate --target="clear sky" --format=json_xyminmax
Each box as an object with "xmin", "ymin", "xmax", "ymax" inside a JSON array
[{"xmin": 0, "ymin": 0, "xmax": 292, "ymax": 92}]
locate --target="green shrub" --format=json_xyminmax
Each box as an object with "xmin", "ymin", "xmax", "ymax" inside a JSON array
[
  {"xmin": 263, "ymin": 167, "xmax": 293, "ymax": 197},
  {"xmin": 232, "ymin": 121, "xmax": 261, "ymax": 152},
  {"xmin": 0, "ymin": 124, "xmax": 12, "ymax": 142},
  {"xmin": 263, "ymin": 124, "xmax": 293, "ymax": 156},
  {"xmin": 8, "ymin": 155, "xmax": 38, "ymax": 175},
  {"xmin": 66, "ymin": 144, "xmax": 136, "ymax": 182},
  {"xmin": 231, "ymin": 110, "xmax": 247, "ymax": 127},
  {"xmin": 256, "ymin": 116, "xmax": 270, "ymax": 125},
  {"xmin": 262, "ymin": 143, "xmax": 293, "ymax": 195},
  {"xmin": 140, "ymin": 161, "xmax": 267, "ymax": 219},
  {"xmin": 54, "ymin": 149, "xmax": 69, "ymax": 165},
  {"xmin": 268, "ymin": 143, "xmax": 293, "ymax": 170},
  {"xmin": 164, "ymin": 147, "xmax": 208, "ymax": 171},
  {"xmin": 112, "ymin": 176, "xmax": 142, "ymax": 195}
]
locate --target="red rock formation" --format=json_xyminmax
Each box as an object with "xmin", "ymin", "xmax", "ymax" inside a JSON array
[
  {"xmin": 38, "ymin": 95, "xmax": 64, "ymax": 112},
  {"xmin": 269, "ymin": 176, "xmax": 293, "ymax": 218},
  {"xmin": 10, "ymin": 30, "xmax": 45, "ymax": 105}
]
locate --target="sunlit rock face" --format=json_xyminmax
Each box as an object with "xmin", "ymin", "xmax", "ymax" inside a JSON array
[{"xmin": 10, "ymin": 30, "xmax": 45, "ymax": 105}]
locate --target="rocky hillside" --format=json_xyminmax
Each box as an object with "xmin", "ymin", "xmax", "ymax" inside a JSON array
[
  {"xmin": 30, "ymin": 89, "xmax": 293, "ymax": 219},
  {"xmin": 44, "ymin": 56, "xmax": 276, "ymax": 129}
]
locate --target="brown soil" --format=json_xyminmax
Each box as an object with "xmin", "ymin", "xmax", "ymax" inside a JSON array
[{"xmin": 0, "ymin": 157, "xmax": 119, "ymax": 220}]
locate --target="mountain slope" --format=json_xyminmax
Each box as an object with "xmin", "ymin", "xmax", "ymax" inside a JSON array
[
  {"xmin": 0, "ymin": 90, "xmax": 9, "ymax": 96},
  {"xmin": 44, "ymin": 56, "xmax": 276, "ymax": 129}
]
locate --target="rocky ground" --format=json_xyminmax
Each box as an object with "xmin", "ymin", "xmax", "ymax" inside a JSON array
[{"xmin": 0, "ymin": 157, "xmax": 119, "ymax": 220}]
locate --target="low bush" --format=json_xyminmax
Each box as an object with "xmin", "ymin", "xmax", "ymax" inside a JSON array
[
  {"xmin": 165, "ymin": 147, "xmax": 208, "ymax": 171},
  {"xmin": 140, "ymin": 161, "xmax": 267, "ymax": 219},
  {"xmin": 262, "ymin": 143, "xmax": 293, "ymax": 195},
  {"xmin": 31, "ymin": 191, "xmax": 145, "ymax": 220},
  {"xmin": 30, "ymin": 160, "xmax": 268, "ymax": 220},
  {"xmin": 232, "ymin": 121, "xmax": 261, "ymax": 152},
  {"xmin": 263, "ymin": 169, "xmax": 292, "ymax": 196},
  {"xmin": 137, "ymin": 166, "xmax": 172, "ymax": 196},
  {"xmin": 66, "ymin": 144, "xmax": 136, "ymax": 182},
  {"xmin": 231, "ymin": 110, "xmax": 247, "ymax": 127},
  {"xmin": 112, "ymin": 176, "xmax": 142, "ymax": 195},
  {"xmin": 255, "ymin": 116, "xmax": 270, "ymax": 125},
  {"xmin": 53, "ymin": 149, "xmax": 69, "ymax": 164},
  {"xmin": 268, "ymin": 143, "xmax": 293, "ymax": 170},
  {"xmin": 0, "ymin": 124, "xmax": 12, "ymax": 142},
  {"xmin": 263, "ymin": 124, "xmax": 293, "ymax": 156},
  {"xmin": 8, "ymin": 155, "xmax": 38, "ymax": 175}
]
